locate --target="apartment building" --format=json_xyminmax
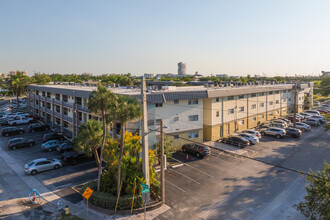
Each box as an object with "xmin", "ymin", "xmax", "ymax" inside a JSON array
[{"xmin": 27, "ymin": 82, "xmax": 313, "ymax": 150}]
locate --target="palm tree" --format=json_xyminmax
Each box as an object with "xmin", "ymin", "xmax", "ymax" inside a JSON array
[
  {"xmin": 88, "ymin": 84, "xmax": 118, "ymax": 192},
  {"xmin": 116, "ymin": 95, "xmax": 142, "ymax": 199},
  {"xmin": 9, "ymin": 72, "xmax": 30, "ymax": 110},
  {"xmin": 74, "ymin": 120, "xmax": 103, "ymax": 166}
]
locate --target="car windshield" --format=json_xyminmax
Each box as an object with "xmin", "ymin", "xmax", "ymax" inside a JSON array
[{"xmin": 27, "ymin": 161, "xmax": 35, "ymax": 166}]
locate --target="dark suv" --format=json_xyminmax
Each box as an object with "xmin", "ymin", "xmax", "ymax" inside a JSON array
[
  {"xmin": 28, "ymin": 123, "xmax": 49, "ymax": 133},
  {"xmin": 222, "ymin": 136, "xmax": 250, "ymax": 148},
  {"xmin": 57, "ymin": 142, "xmax": 74, "ymax": 154},
  {"xmin": 1, "ymin": 127, "xmax": 25, "ymax": 136},
  {"xmin": 182, "ymin": 144, "xmax": 211, "ymax": 158},
  {"xmin": 43, "ymin": 132, "xmax": 65, "ymax": 142},
  {"xmin": 285, "ymin": 127, "xmax": 302, "ymax": 138},
  {"xmin": 8, "ymin": 138, "xmax": 35, "ymax": 150},
  {"xmin": 61, "ymin": 151, "xmax": 91, "ymax": 165}
]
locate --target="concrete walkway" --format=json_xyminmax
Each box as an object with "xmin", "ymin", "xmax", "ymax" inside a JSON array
[{"xmin": 0, "ymin": 145, "xmax": 169, "ymax": 219}]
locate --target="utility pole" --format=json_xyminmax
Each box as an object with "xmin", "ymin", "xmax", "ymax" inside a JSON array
[
  {"xmin": 160, "ymin": 119, "xmax": 165, "ymax": 204},
  {"xmin": 141, "ymin": 77, "xmax": 150, "ymax": 186},
  {"xmin": 293, "ymin": 76, "xmax": 297, "ymax": 128}
]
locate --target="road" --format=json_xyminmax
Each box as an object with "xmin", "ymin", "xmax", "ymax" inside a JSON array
[{"xmin": 157, "ymin": 126, "xmax": 330, "ymax": 220}]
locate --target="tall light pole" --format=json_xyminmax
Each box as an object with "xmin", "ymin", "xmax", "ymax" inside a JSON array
[{"xmin": 141, "ymin": 77, "xmax": 150, "ymax": 186}]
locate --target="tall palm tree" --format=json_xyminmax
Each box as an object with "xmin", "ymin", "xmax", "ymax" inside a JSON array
[
  {"xmin": 74, "ymin": 120, "xmax": 103, "ymax": 166},
  {"xmin": 116, "ymin": 95, "xmax": 142, "ymax": 198},
  {"xmin": 9, "ymin": 72, "xmax": 30, "ymax": 110},
  {"xmin": 88, "ymin": 84, "xmax": 118, "ymax": 192}
]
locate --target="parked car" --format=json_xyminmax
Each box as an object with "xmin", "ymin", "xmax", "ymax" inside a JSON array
[
  {"xmin": 236, "ymin": 133, "xmax": 259, "ymax": 145},
  {"xmin": 239, "ymin": 129, "xmax": 262, "ymax": 139},
  {"xmin": 57, "ymin": 142, "xmax": 73, "ymax": 154},
  {"xmin": 61, "ymin": 151, "xmax": 92, "ymax": 165},
  {"xmin": 24, "ymin": 158, "xmax": 63, "ymax": 175},
  {"xmin": 8, "ymin": 138, "xmax": 35, "ymax": 150},
  {"xmin": 291, "ymin": 122, "xmax": 311, "ymax": 131},
  {"xmin": 310, "ymin": 115, "xmax": 326, "ymax": 123},
  {"xmin": 43, "ymin": 132, "xmax": 65, "ymax": 142},
  {"xmin": 304, "ymin": 110, "xmax": 320, "ymax": 116},
  {"xmin": 277, "ymin": 118, "xmax": 291, "ymax": 124},
  {"xmin": 222, "ymin": 136, "xmax": 250, "ymax": 148},
  {"xmin": 299, "ymin": 113, "xmax": 312, "ymax": 119},
  {"xmin": 1, "ymin": 127, "xmax": 25, "ymax": 136},
  {"xmin": 260, "ymin": 127, "xmax": 286, "ymax": 139},
  {"xmin": 271, "ymin": 119, "xmax": 288, "ymax": 127},
  {"xmin": 304, "ymin": 119, "xmax": 320, "ymax": 127},
  {"xmin": 287, "ymin": 116, "xmax": 301, "ymax": 123},
  {"xmin": 28, "ymin": 123, "xmax": 49, "ymax": 133},
  {"xmin": 41, "ymin": 140, "xmax": 62, "ymax": 152},
  {"xmin": 8, "ymin": 116, "xmax": 34, "ymax": 125},
  {"xmin": 266, "ymin": 123, "xmax": 287, "ymax": 129},
  {"xmin": 285, "ymin": 128, "xmax": 302, "ymax": 138},
  {"xmin": 182, "ymin": 144, "xmax": 211, "ymax": 158},
  {"xmin": 0, "ymin": 118, "xmax": 8, "ymax": 126}
]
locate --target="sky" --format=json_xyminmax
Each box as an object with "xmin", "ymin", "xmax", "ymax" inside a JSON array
[{"xmin": 1, "ymin": 0, "xmax": 330, "ymax": 76}]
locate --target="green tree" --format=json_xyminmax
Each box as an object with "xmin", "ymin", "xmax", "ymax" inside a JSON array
[
  {"xmin": 32, "ymin": 73, "xmax": 51, "ymax": 85},
  {"xmin": 294, "ymin": 162, "xmax": 330, "ymax": 220},
  {"xmin": 115, "ymin": 95, "xmax": 142, "ymax": 199},
  {"xmin": 8, "ymin": 72, "xmax": 30, "ymax": 110},
  {"xmin": 155, "ymin": 136, "xmax": 173, "ymax": 164},
  {"xmin": 74, "ymin": 120, "xmax": 103, "ymax": 166},
  {"xmin": 88, "ymin": 85, "xmax": 118, "ymax": 192},
  {"xmin": 320, "ymin": 76, "xmax": 330, "ymax": 96}
]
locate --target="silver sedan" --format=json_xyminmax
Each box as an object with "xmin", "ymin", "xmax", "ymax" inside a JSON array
[{"xmin": 25, "ymin": 158, "xmax": 63, "ymax": 175}]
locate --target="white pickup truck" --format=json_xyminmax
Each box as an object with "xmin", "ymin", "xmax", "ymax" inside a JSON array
[{"xmin": 8, "ymin": 117, "xmax": 34, "ymax": 125}]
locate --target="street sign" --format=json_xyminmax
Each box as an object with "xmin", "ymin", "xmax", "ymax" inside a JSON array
[
  {"xmin": 82, "ymin": 187, "xmax": 93, "ymax": 200},
  {"xmin": 142, "ymin": 183, "xmax": 149, "ymax": 194}
]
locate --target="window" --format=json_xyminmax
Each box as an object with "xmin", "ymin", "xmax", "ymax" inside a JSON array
[
  {"xmin": 228, "ymin": 96, "xmax": 234, "ymax": 101},
  {"xmin": 239, "ymin": 107, "xmax": 244, "ymax": 112},
  {"xmin": 47, "ymin": 103, "xmax": 51, "ymax": 109},
  {"xmin": 64, "ymin": 121, "xmax": 68, "ymax": 128},
  {"xmin": 147, "ymin": 119, "xmax": 154, "ymax": 126},
  {"xmin": 56, "ymin": 105, "xmax": 60, "ymax": 113},
  {"xmin": 75, "ymin": 97, "xmax": 82, "ymax": 105},
  {"xmin": 282, "ymin": 98, "xmax": 286, "ymax": 102},
  {"xmin": 47, "ymin": 92, "xmax": 51, "ymax": 98},
  {"xmin": 35, "ymin": 100, "xmax": 39, "ymax": 105},
  {"xmin": 259, "ymin": 114, "xmax": 264, "ymax": 119},
  {"xmin": 188, "ymin": 115, "xmax": 198, "ymax": 121},
  {"xmin": 251, "ymin": 104, "xmax": 256, "ymax": 109},
  {"xmin": 252, "ymin": 117, "xmax": 257, "ymax": 121},
  {"xmin": 41, "ymin": 101, "xmax": 45, "ymax": 107},
  {"xmin": 288, "ymin": 98, "xmax": 292, "ymax": 101},
  {"xmin": 260, "ymin": 103, "xmax": 264, "ymax": 107},
  {"xmin": 216, "ymin": 111, "xmax": 219, "ymax": 117},
  {"xmin": 239, "ymin": 120, "xmax": 244, "ymax": 125},
  {"xmin": 228, "ymin": 109, "xmax": 234, "ymax": 114},
  {"xmin": 173, "ymin": 135, "xmax": 179, "ymax": 139},
  {"xmin": 269, "ymin": 91, "xmax": 273, "ymax": 95},
  {"xmin": 269, "ymin": 112, "xmax": 273, "ymax": 116},
  {"xmin": 155, "ymin": 103, "xmax": 163, "ymax": 107},
  {"xmin": 55, "ymin": 118, "xmax": 61, "ymax": 125},
  {"xmin": 188, "ymin": 131, "xmax": 199, "ymax": 138},
  {"xmin": 188, "ymin": 100, "xmax": 198, "ymax": 105},
  {"xmin": 238, "ymin": 95, "xmax": 244, "ymax": 99},
  {"xmin": 215, "ymin": 98, "xmax": 220, "ymax": 102},
  {"xmin": 276, "ymin": 100, "xmax": 279, "ymax": 104},
  {"xmin": 36, "ymin": 91, "xmax": 39, "ymax": 95},
  {"xmin": 283, "ymin": 90, "xmax": 287, "ymax": 93},
  {"xmin": 269, "ymin": 101, "xmax": 273, "ymax": 105},
  {"xmin": 42, "ymin": 91, "xmax": 45, "ymax": 97},
  {"xmin": 275, "ymin": 91, "xmax": 279, "ymax": 94},
  {"xmin": 259, "ymin": 92, "xmax": 264, "ymax": 96},
  {"xmin": 251, "ymin": 93, "xmax": 256, "ymax": 97},
  {"xmin": 55, "ymin": 94, "xmax": 60, "ymax": 100},
  {"xmin": 174, "ymin": 100, "xmax": 179, "ymax": 104},
  {"xmin": 156, "ymin": 119, "xmax": 161, "ymax": 125},
  {"xmin": 63, "ymin": 95, "xmax": 68, "ymax": 102},
  {"xmin": 64, "ymin": 108, "xmax": 68, "ymax": 116},
  {"xmin": 174, "ymin": 116, "xmax": 179, "ymax": 121},
  {"xmin": 78, "ymin": 112, "xmax": 82, "ymax": 121}
]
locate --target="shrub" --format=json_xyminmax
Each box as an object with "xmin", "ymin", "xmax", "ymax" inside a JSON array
[
  {"xmin": 150, "ymin": 180, "xmax": 160, "ymax": 201},
  {"xmin": 82, "ymin": 181, "xmax": 144, "ymax": 210}
]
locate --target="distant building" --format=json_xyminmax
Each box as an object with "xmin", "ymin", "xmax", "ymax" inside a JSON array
[
  {"xmin": 216, "ymin": 74, "xmax": 228, "ymax": 78},
  {"xmin": 321, "ymin": 71, "xmax": 330, "ymax": 76},
  {"xmin": 178, "ymin": 62, "xmax": 186, "ymax": 75},
  {"xmin": 9, "ymin": 70, "xmax": 27, "ymax": 76},
  {"xmin": 144, "ymin": 73, "xmax": 154, "ymax": 79},
  {"xmin": 193, "ymin": 71, "xmax": 203, "ymax": 79}
]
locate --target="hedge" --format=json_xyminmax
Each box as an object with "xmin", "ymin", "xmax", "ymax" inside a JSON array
[{"xmin": 81, "ymin": 181, "xmax": 144, "ymax": 210}]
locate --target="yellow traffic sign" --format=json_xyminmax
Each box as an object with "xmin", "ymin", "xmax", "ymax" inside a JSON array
[{"xmin": 82, "ymin": 187, "xmax": 93, "ymax": 200}]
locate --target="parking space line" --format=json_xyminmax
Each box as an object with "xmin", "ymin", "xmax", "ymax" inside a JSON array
[
  {"xmin": 209, "ymin": 154, "xmax": 236, "ymax": 165},
  {"xmin": 170, "ymin": 156, "xmax": 214, "ymax": 178},
  {"xmin": 169, "ymin": 169, "xmax": 201, "ymax": 184},
  {"xmin": 165, "ymin": 180, "xmax": 186, "ymax": 193}
]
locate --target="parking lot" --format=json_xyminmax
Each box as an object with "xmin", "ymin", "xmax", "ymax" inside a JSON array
[
  {"xmin": 0, "ymin": 123, "xmax": 97, "ymax": 204},
  {"xmin": 157, "ymin": 125, "xmax": 330, "ymax": 220}
]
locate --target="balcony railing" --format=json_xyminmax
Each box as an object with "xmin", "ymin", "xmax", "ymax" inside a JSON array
[
  {"xmin": 63, "ymin": 102, "xmax": 73, "ymax": 108},
  {"xmin": 54, "ymin": 111, "xmax": 61, "ymax": 118},
  {"xmin": 40, "ymin": 106, "xmax": 45, "ymax": 111},
  {"xmin": 77, "ymin": 104, "xmax": 89, "ymax": 112},
  {"xmin": 46, "ymin": 108, "xmax": 52, "ymax": 114},
  {"xmin": 63, "ymin": 115, "xmax": 73, "ymax": 123},
  {"xmin": 54, "ymin": 99, "xmax": 61, "ymax": 105}
]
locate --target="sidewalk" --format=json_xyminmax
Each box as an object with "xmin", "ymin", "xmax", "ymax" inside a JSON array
[{"xmin": 0, "ymin": 146, "xmax": 169, "ymax": 219}]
